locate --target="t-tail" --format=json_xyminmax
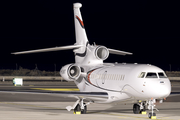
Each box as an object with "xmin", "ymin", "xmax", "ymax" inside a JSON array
[
  {"xmin": 73, "ymin": 3, "xmax": 88, "ymax": 46},
  {"xmin": 12, "ymin": 3, "xmax": 132, "ymax": 65}
]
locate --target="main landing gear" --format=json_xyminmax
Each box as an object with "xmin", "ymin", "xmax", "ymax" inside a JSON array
[
  {"xmin": 133, "ymin": 101, "xmax": 146, "ymax": 114},
  {"xmin": 66, "ymin": 98, "xmax": 92, "ymax": 114},
  {"xmin": 74, "ymin": 103, "xmax": 87, "ymax": 114},
  {"xmin": 133, "ymin": 99, "xmax": 159, "ymax": 119}
]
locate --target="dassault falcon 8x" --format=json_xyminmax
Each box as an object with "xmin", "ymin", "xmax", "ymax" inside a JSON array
[{"xmin": 10, "ymin": 3, "xmax": 178, "ymax": 119}]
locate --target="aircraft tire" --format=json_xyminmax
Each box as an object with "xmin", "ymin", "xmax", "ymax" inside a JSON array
[
  {"xmin": 133, "ymin": 104, "xmax": 140, "ymax": 114},
  {"xmin": 148, "ymin": 112, "xmax": 156, "ymax": 118},
  {"xmin": 74, "ymin": 104, "xmax": 81, "ymax": 113}
]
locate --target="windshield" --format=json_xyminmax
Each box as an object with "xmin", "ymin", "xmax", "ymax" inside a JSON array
[
  {"xmin": 146, "ymin": 72, "xmax": 158, "ymax": 78},
  {"xmin": 138, "ymin": 72, "xmax": 146, "ymax": 78},
  {"xmin": 138, "ymin": 72, "xmax": 167, "ymax": 79},
  {"xmin": 158, "ymin": 72, "xmax": 167, "ymax": 78}
]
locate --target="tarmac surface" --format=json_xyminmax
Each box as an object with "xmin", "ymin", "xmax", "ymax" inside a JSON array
[{"xmin": 0, "ymin": 84, "xmax": 180, "ymax": 120}]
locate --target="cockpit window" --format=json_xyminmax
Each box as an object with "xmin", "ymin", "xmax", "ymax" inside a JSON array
[
  {"xmin": 158, "ymin": 72, "xmax": 167, "ymax": 78},
  {"xmin": 138, "ymin": 72, "xmax": 146, "ymax": 78},
  {"xmin": 146, "ymin": 72, "xmax": 158, "ymax": 78}
]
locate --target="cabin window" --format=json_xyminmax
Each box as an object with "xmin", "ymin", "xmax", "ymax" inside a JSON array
[
  {"xmin": 158, "ymin": 72, "xmax": 167, "ymax": 78},
  {"xmin": 138, "ymin": 72, "xmax": 146, "ymax": 78},
  {"xmin": 123, "ymin": 75, "xmax": 125, "ymax": 80},
  {"xmin": 113, "ymin": 74, "xmax": 115, "ymax": 80},
  {"xmin": 146, "ymin": 72, "xmax": 158, "ymax": 78},
  {"xmin": 118, "ymin": 74, "xmax": 120, "ymax": 80}
]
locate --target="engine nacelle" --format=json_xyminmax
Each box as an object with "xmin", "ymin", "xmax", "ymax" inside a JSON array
[
  {"xmin": 94, "ymin": 46, "xmax": 109, "ymax": 60},
  {"xmin": 60, "ymin": 64, "xmax": 81, "ymax": 81}
]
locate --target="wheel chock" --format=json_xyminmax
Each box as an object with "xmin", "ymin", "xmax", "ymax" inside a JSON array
[
  {"xmin": 141, "ymin": 111, "xmax": 147, "ymax": 114},
  {"xmin": 151, "ymin": 116, "xmax": 156, "ymax": 119},
  {"xmin": 74, "ymin": 111, "xmax": 81, "ymax": 114}
]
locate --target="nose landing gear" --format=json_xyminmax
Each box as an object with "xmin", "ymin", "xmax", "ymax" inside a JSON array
[
  {"xmin": 133, "ymin": 99, "xmax": 158, "ymax": 119},
  {"xmin": 147, "ymin": 99, "xmax": 158, "ymax": 119}
]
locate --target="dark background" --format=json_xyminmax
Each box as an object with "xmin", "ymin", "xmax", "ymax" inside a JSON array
[{"xmin": 0, "ymin": 0, "xmax": 180, "ymax": 71}]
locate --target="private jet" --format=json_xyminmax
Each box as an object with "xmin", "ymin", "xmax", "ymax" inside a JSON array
[{"xmin": 11, "ymin": 3, "xmax": 177, "ymax": 119}]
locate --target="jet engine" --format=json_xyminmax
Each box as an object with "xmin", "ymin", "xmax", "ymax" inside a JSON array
[
  {"xmin": 60, "ymin": 64, "xmax": 81, "ymax": 81},
  {"xmin": 94, "ymin": 46, "xmax": 109, "ymax": 60}
]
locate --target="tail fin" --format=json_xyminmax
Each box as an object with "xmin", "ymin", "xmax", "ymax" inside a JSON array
[
  {"xmin": 73, "ymin": 3, "xmax": 88, "ymax": 46},
  {"xmin": 73, "ymin": 3, "xmax": 89, "ymax": 63}
]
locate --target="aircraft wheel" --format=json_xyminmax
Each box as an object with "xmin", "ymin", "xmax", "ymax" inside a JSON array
[
  {"xmin": 133, "ymin": 104, "xmax": 140, "ymax": 114},
  {"xmin": 81, "ymin": 104, "xmax": 87, "ymax": 114},
  {"xmin": 74, "ymin": 104, "xmax": 81, "ymax": 114},
  {"xmin": 148, "ymin": 112, "xmax": 152, "ymax": 118},
  {"xmin": 148, "ymin": 112, "xmax": 156, "ymax": 119}
]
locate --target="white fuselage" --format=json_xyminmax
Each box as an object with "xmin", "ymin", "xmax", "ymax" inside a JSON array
[{"xmin": 76, "ymin": 63, "xmax": 171, "ymax": 103}]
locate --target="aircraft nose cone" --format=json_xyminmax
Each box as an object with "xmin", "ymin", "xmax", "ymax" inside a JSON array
[
  {"xmin": 147, "ymin": 80, "xmax": 171, "ymax": 98},
  {"xmin": 160, "ymin": 86, "xmax": 171, "ymax": 97},
  {"xmin": 157, "ymin": 81, "xmax": 171, "ymax": 98}
]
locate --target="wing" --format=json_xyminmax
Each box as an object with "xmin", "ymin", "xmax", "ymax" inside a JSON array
[
  {"xmin": 0, "ymin": 90, "xmax": 108, "ymax": 102},
  {"xmin": 168, "ymin": 92, "xmax": 180, "ymax": 97}
]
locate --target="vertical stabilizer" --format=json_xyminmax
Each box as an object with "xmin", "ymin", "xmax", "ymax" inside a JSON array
[
  {"xmin": 73, "ymin": 3, "xmax": 89, "ymax": 63},
  {"xmin": 73, "ymin": 3, "xmax": 88, "ymax": 45}
]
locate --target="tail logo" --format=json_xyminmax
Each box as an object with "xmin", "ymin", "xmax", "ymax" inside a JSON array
[{"xmin": 76, "ymin": 16, "xmax": 84, "ymax": 28}]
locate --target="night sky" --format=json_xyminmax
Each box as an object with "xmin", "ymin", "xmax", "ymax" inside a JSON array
[{"xmin": 1, "ymin": 0, "xmax": 180, "ymax": 71}]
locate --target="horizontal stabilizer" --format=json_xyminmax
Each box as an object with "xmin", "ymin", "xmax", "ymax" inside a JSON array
[
  {"xmin": 11, "ymin": 45, "xmax": 83, "ymax": 55},
  {"xmin": 108, "ymin": 48, "xmax": 133, "ymax": 55}
]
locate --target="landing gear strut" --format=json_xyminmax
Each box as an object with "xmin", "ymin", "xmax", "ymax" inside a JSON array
[
  {"xmin": 81, "ymin": 103, "xmax": 87, "ymax": 114},
  {"xmin": 147, "ymin": 99, "xmax": 158, "ymax": 119}
]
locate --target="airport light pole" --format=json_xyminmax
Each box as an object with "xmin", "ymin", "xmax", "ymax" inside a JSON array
[
  {"xmin": 169, "ymin": 64, "xmax": 171, "ymax": 71},
  {"xmin": 16, "ymin": 63, "xmax": 18, "ymax": 70},
  {"xmin": 54, "ymin": 63, "xmax": 56, "ymax": 76}
]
